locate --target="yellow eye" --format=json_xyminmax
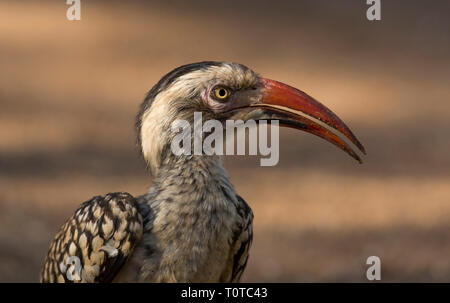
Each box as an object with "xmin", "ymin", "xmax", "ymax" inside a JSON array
[{"xmin": 214, "ymin": 87, "xmax": 229, "ymax": 100}]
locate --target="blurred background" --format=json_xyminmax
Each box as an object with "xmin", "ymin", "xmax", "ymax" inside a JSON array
[{"xmin": 1, "ymin": 0, "xmax": 449, "ymax": 282}]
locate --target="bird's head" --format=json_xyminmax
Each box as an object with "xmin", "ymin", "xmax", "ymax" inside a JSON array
[{"xmin": 137, "ymin": 61, "xmax": 365, "ymax": 175}]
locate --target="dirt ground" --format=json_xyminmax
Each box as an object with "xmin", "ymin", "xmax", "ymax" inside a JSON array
[{"xmin": 0, "ymin": 0, "xmax": 449, "ymax": 282}]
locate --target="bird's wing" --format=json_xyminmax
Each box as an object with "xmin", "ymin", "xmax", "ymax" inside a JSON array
[
  {"xmin": 230, "ymin": 194, "xmax": 254, "ymax": 282},
  {"xmin": 40, "ymin": 192, "xmax": 143, "ymax": 283}
]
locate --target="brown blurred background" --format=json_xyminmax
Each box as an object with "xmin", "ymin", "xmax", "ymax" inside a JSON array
[{"xmin": 1, "ymin": 0, "xmax": 449, "ymax": 282}]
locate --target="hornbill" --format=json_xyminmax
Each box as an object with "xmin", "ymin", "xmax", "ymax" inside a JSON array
[{"xmin": 41, "ymin": 61, "xmax": 365, "ymax": 282}]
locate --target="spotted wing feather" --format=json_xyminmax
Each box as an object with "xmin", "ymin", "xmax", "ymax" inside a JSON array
[
  {"xmin": 40, "ymin": 192, "xmax": 143, "ymax": 283},
  {"xmin": 230, "ymin": 194, "xmax": 254, "ymax": 282}
]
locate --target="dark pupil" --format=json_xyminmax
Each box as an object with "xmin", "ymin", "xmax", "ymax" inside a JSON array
[{"xmin": 218, "ymin": 89, "xmax": 226, "ymax": 97}]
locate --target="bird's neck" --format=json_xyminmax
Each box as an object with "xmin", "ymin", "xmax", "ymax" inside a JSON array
[
  {"xmin": 136, "ymin": 154, "xmax": 244, "ymax": 283},
  {"xmin": 145, "ymin": 154, "xmax": 239, "ymax": 210},
  {"xmin": 160, "ymin": 154, "xmax": 235, "ymax": 193}
]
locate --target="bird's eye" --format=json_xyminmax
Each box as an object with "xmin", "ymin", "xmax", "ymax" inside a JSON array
[{"xmin": 213, "ymin": 87, "xmax": 230, "ymax": 100}]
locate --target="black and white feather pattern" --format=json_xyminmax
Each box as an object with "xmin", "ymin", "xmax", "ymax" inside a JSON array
[{"xmin": 41, "ymin": 192, "xmax": 143, "ymax": 283}]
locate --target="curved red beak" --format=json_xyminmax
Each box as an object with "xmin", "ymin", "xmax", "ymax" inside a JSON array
[{"xmin": 252, "ymin": 78, "xmax": 366, "ymax": 163}]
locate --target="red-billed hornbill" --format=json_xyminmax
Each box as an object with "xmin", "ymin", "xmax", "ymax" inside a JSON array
[{"xmin": 41, "ymin": 62, "xmax": 365, "ymax": 282}]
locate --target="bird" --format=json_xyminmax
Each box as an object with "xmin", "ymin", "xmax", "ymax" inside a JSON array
[{"xmin": 40, "ymin": 61, "xmax": 365, "ymax": 283}]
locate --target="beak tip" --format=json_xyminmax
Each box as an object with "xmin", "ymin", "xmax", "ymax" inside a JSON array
[{"xmin": 353, "ymin": 154, "xmax": 363, "ymax": 164}]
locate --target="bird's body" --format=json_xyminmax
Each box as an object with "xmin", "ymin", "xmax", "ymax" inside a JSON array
[
  {"xmin": 115, "ymin": 155, "xmax": 252, "ymax": 282},
  {"xmin": 42, "ymin": 155, "xmax": 252, "ymax": 283},
  {"xmin": 41, "ymin": 62, "xmax": 364, "ymax": 283}
]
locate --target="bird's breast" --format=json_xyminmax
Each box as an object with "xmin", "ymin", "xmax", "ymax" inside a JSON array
[{"xmin": 116, "ymin": 194, "xmax": 243, "ymax": 282}]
